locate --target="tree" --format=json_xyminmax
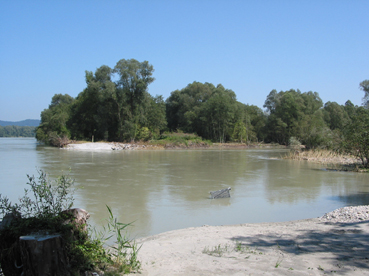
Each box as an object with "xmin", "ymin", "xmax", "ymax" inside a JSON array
[
  {"xmin": 165, "ymin": 82, "xmax": 238, "ymax": 142},
  {"xmin": 323, "ymin": 101, "xmax": 350, "ymax": 130},
  {"xmin": 0, "ymin": 126, "xmax": 35, "ymax": 137},
  {"xmin": 67, "ymin": 60, "xmax": 161, "ymax": 142},
  {"xmin": 166, "ymin": 81, "xmax": 214, "ymax": 134},
  {"xmin": 360, "ymin": 80, "xmax": 369, "ymax": 108},
  {"xmin": 112, "ymin": 59, "xmax": 155, "ymax": 141},
  {"xmin": 36, "ymin": 94, "xmax": 74, "ymax": 146},
  {"xmin": 203, "ymin": 85, "xmax": 237, "ymax": 142},
  {"xmin": 341, "ymin": 107, "xmax": 369, "ymax": 168},
  {"xmin": 245, "ymin": 104, "xmax": 267, "ymax": 141},
  {"xmin": 69, "ymin": 66, "xmax": 115, "ymax": 141},
  {"xmin": 231, "ymin": 103, "xmax": 265, "ymax": 143},
  {"xmin": 263, "ymin": 89, "xmax": 326, "ymax": 147},
  {"xmin": 263, "ymin": 89, "xmax": 281, "ymax": 114},
  {"xmin": 144, "ymin": 95, "xmax": 167, "ymax": 139},
  {"xmin": 344, "ymin": 100, "xmax": 357, "ymax": 119}
]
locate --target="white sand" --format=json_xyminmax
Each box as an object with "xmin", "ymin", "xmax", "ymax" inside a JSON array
[
  {"xmin": 63, "ymin": 142, "xmax": 145, "ymax": 151},
  {"xmin": 130, "ymin": 218, "xmax": 369, "ymax": 275},
  {"xmin": 64, "ymin": 142, "xmax": 114, "ymax": 150}
]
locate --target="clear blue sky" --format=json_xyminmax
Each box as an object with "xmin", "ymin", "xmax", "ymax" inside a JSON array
[{"xmin": 1, "ymin": 0, "xmax": 368, "ymax": 121}]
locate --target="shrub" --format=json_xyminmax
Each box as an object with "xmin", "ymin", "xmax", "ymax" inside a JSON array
[{"xmin": 0, "ymin": 170, "xmax": 140, "ymax": 275}]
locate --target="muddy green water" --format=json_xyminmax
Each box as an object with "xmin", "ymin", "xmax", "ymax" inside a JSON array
[{"xmin": 1, "ymin": 138, "xmax": 369, "ymax": 238}]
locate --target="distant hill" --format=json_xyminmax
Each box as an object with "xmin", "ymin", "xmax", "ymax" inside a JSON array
[{"xmin": 0, "ymin": 119, "xmax": 40, "ymax": 127}]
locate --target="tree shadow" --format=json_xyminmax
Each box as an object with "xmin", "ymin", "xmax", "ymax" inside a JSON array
[
  {"xmin": 328, "ymin": 192, "xmax": 369, "ymax": 206},
  {"xmin": 230, "ymin": 220, "xmax": 369, "ymax": 270}
]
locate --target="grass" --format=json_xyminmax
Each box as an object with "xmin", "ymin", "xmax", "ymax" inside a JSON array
[
  {"xmin": 284, "ymin": 149, "xmax": 369, "ymax": 172},
  {"xmin": 283, "ymin": 149, "xmax": 364, "ymax": 166},
  {"xmin": 202, "ymin": 244, "xmax": 230, "ymax": 257},
  {"xmin": 283, "ymin": 149, "xmax": 357, "ymax": 163},
  {"xmin": 275, "ymin": 256, "xmax": 283, "ymax": 268},
  {"xmin": 202, "ymin": 241, "xmax": 263, "ymax": 258}
]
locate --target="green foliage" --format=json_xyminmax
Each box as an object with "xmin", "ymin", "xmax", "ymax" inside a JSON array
[
  {"xmin": 231, "ymin": 121, "xmax": 247, "ymax": 143},
  {"xmin": 0, "ymin": 170, "xmax": 75, "ymax": 219},
  {"xmin": 0, "ymin": 171, "xmax": 141, "ymax": 275},
  {"xmin": 95, "ymin": 206, "xmax": 141, "ymax": 273},
  {"xmin": 36, "ymin": 94, "xmax": 74, "ymax": 146},
  {"xmin": 323, "ymin": 101, "xmax": 350, "ymax": 130},
  {"xmin": 360, "ymin": 79, "xmax": 369, "ymax": 108},
  {"xmin": 137, "ymin": 127, "xmax": 152, "ymax": 141},
  {"xmin": 34, "ymin": 61, "xmax": 367, "ymax": 150},
  {"xmin": 165, "ymin": 82, "xmax": 264, "ymax": 143},
  {"xmin": 35, "ymin": 59, "xmax": 166, "ymax": 144},
  {"xmin": 166, "ymin": 82, "xmax": 214, "ymax": 135},
  {"xmin": 231, "ymin": 103, "xmax": 265, "ymax": 143},
  {"xmin": 341, "ymin": 107, "xmax": 369, "ymax": 168},
  {"xmin": 263, "ymin": 89, "xmax": 327, "ymax": 148},
  {"xmin": 0, "ymin": 126, "xmax": 36, "ymax": 137},
  {"xmin": 67, "ymin": 59, "xmax": 166, "ymax": 143},
  {"xmin": 151, "ymin": 132, "xmax": 211, "ymax": 147}
]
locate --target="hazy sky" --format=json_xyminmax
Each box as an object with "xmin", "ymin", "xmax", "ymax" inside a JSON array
[{"xmin": 1, "ymin": 0, "xmax": 368, "ymax": 121}]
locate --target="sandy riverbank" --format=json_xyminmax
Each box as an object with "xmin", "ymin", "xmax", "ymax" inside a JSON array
[
  {"xmin": 129, "ymin": 207, "xmax": 369, "ymax": 276},
  {"xmin": 63, "ymin": 142, "xmax": 283, "ymax": 151},
  {"xmin": 63, "ymin": 142, "xmax": 153, "ymax": 150}
]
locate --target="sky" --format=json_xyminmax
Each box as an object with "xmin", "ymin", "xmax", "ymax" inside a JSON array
[{"xmin": 1, "ymin": 0, "xmax": 368, "ymax": 121}]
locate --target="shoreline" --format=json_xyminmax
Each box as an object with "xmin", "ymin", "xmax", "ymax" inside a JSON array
[
  {"xmin": 129, "ymin": 206, "xmax": 369, "ymax": 275},
  {"xmin": 63, "ymin": 141, "xmax": 285, "ymax": 151}
]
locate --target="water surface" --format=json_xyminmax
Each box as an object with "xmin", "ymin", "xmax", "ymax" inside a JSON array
[{"xmin": 1, "ymin": 138, "xmax": 368, "ymax": 238}]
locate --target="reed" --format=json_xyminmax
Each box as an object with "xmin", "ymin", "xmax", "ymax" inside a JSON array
[{"xmin": 283, "ymin": 149, "xmax": 360, "ymax": 165}]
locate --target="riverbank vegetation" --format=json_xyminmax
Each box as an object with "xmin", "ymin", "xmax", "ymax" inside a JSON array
[
  {"xmin": 0, "ymin": 170, "xmax": 140, "ymax": 275},
  {"xmin": 35, "ymin": 58, "xmax": 369, "ymax": 167},
  {"xmin": 0, "ymin": 125, "xmax": 35, "ymax": 137},
  {"xmin": 149, "ymin": 132, "xmax": 212, "ymax": 148}
]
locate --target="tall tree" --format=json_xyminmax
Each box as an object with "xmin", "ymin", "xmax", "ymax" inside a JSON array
[
  {"xmin": 166, "ymin": 82, "xmax": 238, "ymax": 142},
  {"xmin": 263, "ymin": 89, "xmax": 326, "ymax": 147},
  {"xmin": 202, "ymin": 85, "xmax": 237, "ymax": 142},
  {"xmin": 231, "ymin": 102, "xmax": 265, "ymax": 143},
  {"xmin": 166, "ymin": 81, "xmax": 214, "ymax": 134},
  {"xmin": 360, "ymin": 80, "xmax": 369, "ymax": 108},
  {"xmin": 69, "ymin": 66, "xmax": 115, "ymax": 141},
  {"xmin": 323, "ymin": 101, "xmax": 350, "ymax": 130},
  {"xmin": 112, "ymin": 59, "xmax": 155, "ymax": 141},
  {"xmin": 68, "ymin": 59, "xmax": 159, "ymax": 142}
]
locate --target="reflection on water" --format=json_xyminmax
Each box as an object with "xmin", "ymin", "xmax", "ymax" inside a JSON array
[{"xmin": 1, "ymin": 138, "xmax": 369, "ymax": 238}]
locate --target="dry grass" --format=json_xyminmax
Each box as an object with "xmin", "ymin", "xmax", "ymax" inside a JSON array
[{"xmin": 283, "ymin": 149, "xmax": 360, "ymax": 165}]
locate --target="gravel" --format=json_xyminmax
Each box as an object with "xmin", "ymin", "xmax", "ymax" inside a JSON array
[{"xmin": 320, "ymin": 205, "xmax": 369, "ymax": 223}]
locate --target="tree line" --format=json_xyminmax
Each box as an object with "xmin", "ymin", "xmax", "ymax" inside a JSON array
[
  {"xmin": 36, "ymin": 58, "xmax": 369, "ymax": 165},
  {"xmin": 0, "ymin": 125, "xmax": 35, "ymax": 137}
]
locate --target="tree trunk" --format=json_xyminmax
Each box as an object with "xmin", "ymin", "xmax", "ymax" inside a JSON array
[{"xmin": 19, "ymin": 234, "xmax": 70, "ymax": 276}]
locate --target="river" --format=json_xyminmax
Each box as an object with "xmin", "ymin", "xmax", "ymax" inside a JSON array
[{"xmin": 1, "ymin": 138, "xmax": 369, "ymax": 238}]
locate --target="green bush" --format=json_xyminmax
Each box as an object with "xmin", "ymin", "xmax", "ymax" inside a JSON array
[
  {"xmin": 150, "ymin": 131, "xmax": 212, "ymax": 147},
  {"xmin": 0, "ymin": 170, "xmax": 140, "ymax": 275}
]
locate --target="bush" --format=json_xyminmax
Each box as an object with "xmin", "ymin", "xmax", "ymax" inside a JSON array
[
  {"xmin": 150, "ymin": 131, "xmax": 211, "ymax": 147},
  {"xmin": 0, "ymin": 170, "xmax": 140, "ymax": 275}
]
